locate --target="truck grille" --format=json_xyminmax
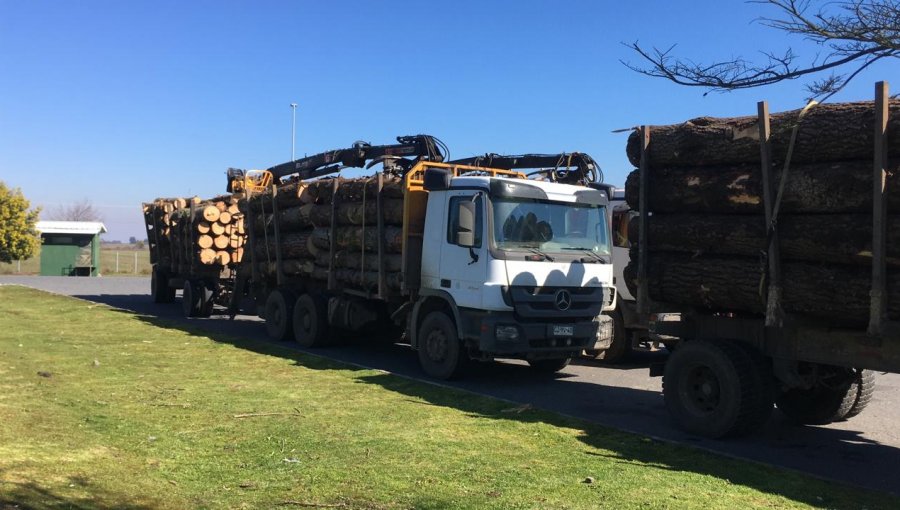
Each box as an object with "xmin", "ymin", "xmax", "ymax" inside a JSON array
[{"xmin": 506, "ymin": 285, "xmax": 609, "ymax": 319}]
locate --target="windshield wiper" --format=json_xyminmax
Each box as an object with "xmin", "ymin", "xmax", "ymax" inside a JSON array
[
  {"xmin": 526, "ymin": 247, "xmax": 555, "ymax": 262},
  {"xmin": 561, "ymin": 247, "xmax": 607, "ymax": 263}
]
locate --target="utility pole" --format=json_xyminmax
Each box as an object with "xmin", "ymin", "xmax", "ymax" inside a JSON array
[{"xmin": 290, "ymin": 103, "xmax": 298, "ymax": 161}]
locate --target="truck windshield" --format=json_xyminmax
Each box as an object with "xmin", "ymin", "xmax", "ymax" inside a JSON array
[{"xmin": 492, "ymin": 198, "xmax": 610, "ymax": 255}]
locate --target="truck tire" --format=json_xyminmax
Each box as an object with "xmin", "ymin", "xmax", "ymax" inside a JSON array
[
  {"xmin": 293, "ymin": 294, "xmax": 330, "ymax": 347},
  {"xmin": 197, "ymin": 282, "xmax": 215, "ymax": 318},
  {"xmin": 182, "ymin": 280, "xmax": 201, "ymax": 317},
  {"xmin": 663, "ymin": 339, "xmax": 767, "ymax": 438},
  {"xmin": 265, "ymin": 289, "xmax": 295, "ymax": 341},
  {"xmin": 845, "ymin": 369, "xmax": 876, "ymax": 419},
  {"xmin": 417, "ymin": 311, "xmax": 466, "ymax": 380},
  {"xmin": 776, "ymin": 367, "xmax": 874, "ymax": 425},
  {"xmin": 528, "ymin": 357, "xmax": 572, "ymax": 373},
  {"xmin": 588, "ymin": 308, "xmax": 630, "ymax": 363},
  {"xmin": 151, "ymin": 268, "xmax": 175, "ymax": 303}
]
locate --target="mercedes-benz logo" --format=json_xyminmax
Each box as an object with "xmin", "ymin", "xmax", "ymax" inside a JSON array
[{"xmin": 555, "ymin": 289, "xmax": 572, "ymax": 311}]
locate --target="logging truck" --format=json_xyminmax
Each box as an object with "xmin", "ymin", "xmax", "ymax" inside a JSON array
[
  {"xmin": 628, "ymin": 83, "xmax": 899, "ymax": 438},
  {"xmin": 143, "ymin": 195, "xmax": 246, "ymax": 317},
  {"xmin": 236, "ymin": 136, "xmax": 617, "ymax": 379}
]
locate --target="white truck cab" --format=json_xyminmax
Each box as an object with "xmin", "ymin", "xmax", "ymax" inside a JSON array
[{"xmin": 409, "ymin": 166, "xmax": 616, "ymax": 377}]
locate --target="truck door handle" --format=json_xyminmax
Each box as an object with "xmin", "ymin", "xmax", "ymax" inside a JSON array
[{"xmin": 440, "ymin": 279, "xmax": 451, "ymax": 288}]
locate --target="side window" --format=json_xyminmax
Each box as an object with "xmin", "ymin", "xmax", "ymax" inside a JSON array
[
  {"xmin": 611, "ymin": 209, "xmax": 631, "ymax": 248},
  {"xmin": 447, "ymin": 195, "xmax": 483, "ymax": 248}
]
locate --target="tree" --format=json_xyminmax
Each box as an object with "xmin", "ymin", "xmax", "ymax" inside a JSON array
[
  {"xmin": 49, "ymin": 198, "xmax": 103, "ymax": 222},
  {"xmin": 623, "ymin": 0, "xmax": 900, "ymax": 100},
  {"xmin": 0, "ymin": 181, "xmax": 40, "ymax": 263}
]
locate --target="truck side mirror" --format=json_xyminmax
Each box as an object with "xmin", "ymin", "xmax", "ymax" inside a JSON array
[{"xmin": 456, "ymin": 201, "xmax": 476, "ymax": 248}]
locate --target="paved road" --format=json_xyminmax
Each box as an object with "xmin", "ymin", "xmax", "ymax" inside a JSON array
[{"xmin": 3, "ymin": 275, "xmax": 900, "ymax": 498}]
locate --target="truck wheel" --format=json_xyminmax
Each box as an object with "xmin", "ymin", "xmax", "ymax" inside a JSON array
[
  {"xmin": 845, "ymin": 369, "xmax": 876, "ymax": 419},
  {"xmin": 417, "ymin": 311, "xmax": 466, "ymax": 380},
  {"xmin": 151, "ymin": 268, "xmax": 175, "ymax": 303},
  {"xmin": 293, "ymin": 294, "xmax": 330, "ymax": 347},
  {"xmin": 591, "ymin": 309, "xmax": 630, "ymax": 363},
  {"xmin": 776, "ymin": 367, "xmax": 874, "ymax": 425},
  {"xmin": 663, "ymin": 340, "xmax": 766, "ymax": 438},
  {"xmin": 528, "ymin": 357, "xmax": 572, "ymax": 373},
  {"xmin": 182, "ymin": 280, "xmax": 204, "ymax": 317},
  {"xmin": 197, "ymin": 282, "xmax": 215, "ymax": 318},
  {"xmin": 264, "ymin": 289, "xmax": 295, "ymax": 341}
]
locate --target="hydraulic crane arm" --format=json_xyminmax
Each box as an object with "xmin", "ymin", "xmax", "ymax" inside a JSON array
[
  {"xmin": 227, "ymin": 134, "xmax": 446, "ymax": 193},
  {"xmin": 268, "ymin": 134, "xmax": 446, "ymax": 181},
  {"xmin": 448, "ymin": 152, "xmax": 601, "ymax": 186}
]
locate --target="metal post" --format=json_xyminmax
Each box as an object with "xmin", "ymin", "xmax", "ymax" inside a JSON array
[
  {"xmin": 16, "ymin": 260, "xmax": 20, "ymax": 273},
  {"xmin": 290, "ymin": 103, "xmax": 298, "ymax": 161},
  {"xmin": 116, "ymin": 252, "xmax": 120, "ymax": 273},
  {"xmin": 636, "ymin": 126, "xmax": 650, "ymax": 316},
  {"xmin": 758, "ymin": 101, "xmax": 784, "ymax": 327},
  {"xmin": 869, "ymin": 81, "xmax": 889, "ymax": 335},
  {"xmin": 134, "ymin": 251, "xmax": 138, "ymax": 274}
]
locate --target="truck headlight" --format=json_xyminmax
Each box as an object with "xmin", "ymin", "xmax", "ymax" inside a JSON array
[{"xmin": 495, "ymin": 325, "xmax": 520, "ymax": 342}]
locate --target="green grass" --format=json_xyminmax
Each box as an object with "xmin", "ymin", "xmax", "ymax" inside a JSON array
[
  {"xmin": 0, "ymin": 246, "xmax": 150, "ymax": 276},
  {"xmin": 0, "ymin": 286, "xmax": 896, "ymax": 509}
]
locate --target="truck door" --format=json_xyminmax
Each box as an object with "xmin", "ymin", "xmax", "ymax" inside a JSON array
[{"xmin": 440, "ymin": 191, "xmax": 487, "ymax": 309}]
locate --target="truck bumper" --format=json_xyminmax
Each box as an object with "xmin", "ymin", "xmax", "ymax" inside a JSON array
[{"xmin": 458, "ymin": 309, "xmax": 614, "ymax": 359}]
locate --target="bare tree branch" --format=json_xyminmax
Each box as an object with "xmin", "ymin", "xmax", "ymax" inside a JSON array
[
  {"xmin": 48, "ymin": 198, "xmax": 103, "ymax": 222},
  {"xmin": 622, "ymin": 0, "xmax": 900, "ymax": 99}
]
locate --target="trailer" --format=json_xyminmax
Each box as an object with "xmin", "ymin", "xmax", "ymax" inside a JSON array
[
  {"xmin": 627, "ymin": 82, "xmax": 899, "ymax": 437},
  {"xmin": 237, "ymin": 137, "xmax": 618, "ymax": 379},
  {"xmin": 143, "ymin": 195, "xmax": 245, "ymax": 317}
]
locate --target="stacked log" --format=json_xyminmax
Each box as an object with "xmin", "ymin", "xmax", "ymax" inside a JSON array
[
  {"xmin": 145, "ymin": 194, "xmax": 246, "ymax": 274},
  {"xmin": 623, "ymin": 99, "xmax": 899, "ymax": 327},
  {"xmin": 242, "ymin": 175, "xmax": 406, "ymax": 293}
]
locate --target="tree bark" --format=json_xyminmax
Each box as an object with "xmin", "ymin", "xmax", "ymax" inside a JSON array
[
  {"xmin": 623, "ymin": 253, "xmax": 900, "ymax": 326},
  {"xmin": 315, "ymin": 251, "xmax": 402, "ymax": 272},
  {"xmin": 625, "ymin": 100, "xmax": 900, "ymax": 168},
  {"xmin": 628, "ymin": 214, "xmax": 900, "ymax": 266},
  {"xmin": 624, "ymin": 161, "xmax": 900, "ymax": 214},
  {"xmin": 310, "ymin": 226, "xmax": 403, "ymax": 253},
  {"xmin": 307, "ymin": 199, "xmax": 404, "ymax": 226},
  {"xmin": 254, "ymin": 231, "xmax": 314, "ymax": 259}
]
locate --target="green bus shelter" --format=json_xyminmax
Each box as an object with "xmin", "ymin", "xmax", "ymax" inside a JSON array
[{"xmin": 35, "ymin": 221, "xmax": 107, "ymax": 277}]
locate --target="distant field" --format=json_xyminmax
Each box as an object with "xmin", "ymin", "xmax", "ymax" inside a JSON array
[{"xmin": 0, "ymin": 245, "xmax": 151, "ymax": 276}]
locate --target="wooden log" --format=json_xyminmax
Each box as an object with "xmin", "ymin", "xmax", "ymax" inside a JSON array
[
  {"xmin": 258, "ymin": 258, "xmax": 316, "ymax": 277},
  {"xmin": 308, "ymin": 199, "xmax": 405, "ymax": 226},
  {"xmin": 310, "ymin": 226, "xmax": 403, "ymax": 253},
  {"xmin": 227, "ymin": 203, "xmax": 240, "ymax": 214},
  {"xmin": 629, "ymin": 213, "xmax": 900, "ymax": 266},
  {"xmin": 197, "ymin": 221, "xmax": 211, "ymax": 234},
  {"xmin": 219, "ymin": 211, "xmax": 232, "ymax": 224},
  {"xmin": 199, "ymin": 248, "xmax": 217, "ymax": 265},
  {"xmin": 623, "ymin": 253, "xmax": 900, "ymax": 327},
  {"xmin": 213, "ymin": 235, "xmax": 230, "ymax": 249},
  {"xmin": 202, "ymin": 206, "xmax": 220, "ymax": 222},
  {"xmin": 216, "ymin": 251, "xmax": 231, "ymax": 265},
  {"xmin": 255, "ymin": 231, "xmax": 314, "ymax": 259},
  {"xmin": 211, "ymin": 222, "xmax": 226, "ymax": 236},
  {"xmin": 215, "ymin": 201, "xmax": 227, "ymax": 212},
  {"xmin": 191, "ymin": 196, "xmax": 202, "ymax": 205},
  {"xmin": 198, "ymin": 235, "xmax": 214, "ymax": 249},
  {"xmin": 625, "ymin": 100, "xmax": 900, "ymax": 168},
  {"xmin": 623, "ymin": 160, "xmax": 900, "ymax": 214},
  {"xmin": 315, "ymin": 251, "xmax": 403, "ymax": 272},
  {"xmin": 332, "ymin": 268, "xmax": 402, "ymax": 291}
]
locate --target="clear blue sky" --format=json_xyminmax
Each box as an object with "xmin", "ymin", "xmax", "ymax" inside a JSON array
[{"xmin": 2, "ymin": 0, "xmax": 897, "ymax": 241}]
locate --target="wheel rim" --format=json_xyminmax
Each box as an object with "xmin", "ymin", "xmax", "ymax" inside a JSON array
[
  {"xmin": 424, "ymin": 329, "xmax": 447, "ymax": 363},
  {"xmin": 683, "ymin": 365, "xmax": 721, "ymax": 414},
  {"xmin": 298, "ymin": 306, "xmax": 312, "ymax": 336}
]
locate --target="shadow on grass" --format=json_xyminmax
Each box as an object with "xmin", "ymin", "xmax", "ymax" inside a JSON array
[
  {"xmin": 68, "ymin": 292, "xmax": 900, "ymax": 507},
  {"xmin": 0, "ymin": 478, "xmax": 156, "ymax": 510}
]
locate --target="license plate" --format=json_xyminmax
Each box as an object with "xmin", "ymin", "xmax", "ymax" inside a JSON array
[{"xmin": 552, "ymin": 325, "xmax": 574, "ymax": 337}]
